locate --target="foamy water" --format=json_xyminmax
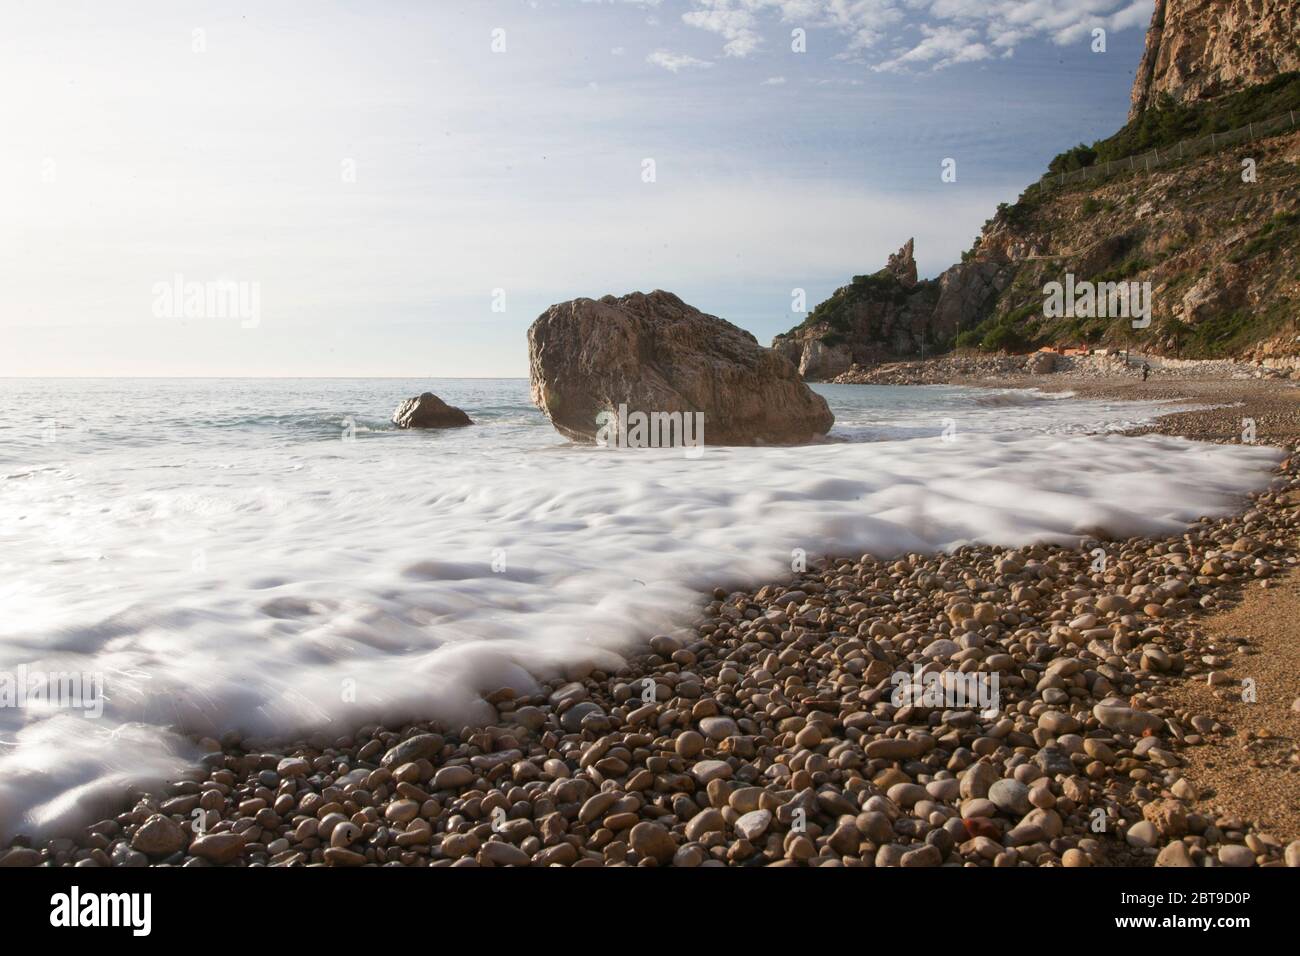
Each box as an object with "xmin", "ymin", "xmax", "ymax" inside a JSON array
[{"xmin": 0, "ymin": 378, "xmax": 1282, "ymax": 838}]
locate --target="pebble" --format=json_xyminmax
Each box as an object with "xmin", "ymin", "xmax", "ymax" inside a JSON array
[
  {"xmin": 684, "ymin": 809, "xmax": 724, "ymax": 841},
  {"xmin": 865, "ymin": 738, "xmax": 923, "ymax": 760},
  {"xmin": 1156, "ymin": 840, "xmax": 1194, "ymax": 867},
  {"xmin": 900, "ymin": 844, "xmax": 942, "ymax": 867},
  {"xmin": 189, "ymin": 833, "xmax": 246, "ymax": 864},
  {"xmin": 324, "ymin": 847, "xmax": 367, "ymax": 867},
  {"xmin": 480, "ymin": 841, "xmax": 531, "ymax": 866},
  {"xmin": 1170, "ymin": 778, "xmax": 1197, "ymax": 801},
  {"xmin": 690, "ymin": 760, "xmax": 733, "ymax": 784},
  {"xmin": 380, "ymin": 733, "xmax": 444, "ymax": 767},
  {"xmin": 699, "ymin": 716, "xmax": 738, "ymax": 741},
  {"xmin": 559, "ymin": 702, "xmax": 605, "ymax": 733},
  {"xmin": 629, "ymin": 822, "xmax": 675, "ymax": 865},
  {"xmin": 735, "ymin": 810, "xmax": 772, "ymax": 841},
  {"xmin": 1218, "ymin": 845, "xmax": 1256, "ymax": 867},
  {"xmin": 130, "ymin": 814, "xmax": 187, "ymax": 857},
  {"xmin": 0, "ymin": 848, "xmax": 42, "ymax": 867},
  {"xmin": 1094, "ymin": 704, "xmax": 1164, "ymax": 736},
  {"xmin": 7, "ymin": 449, "xmax": 1296, "ymax": 870},
  {"xmin": 675, "ymin": 730, "xmax": 705, "ymax": 758},
  {"xmin": 433, "ymin": 765, "xmax": 475, "ymax": 790},
  {"xmin": 276, "ymin": 757, "xmax": 310, "ymax": 778},
  {"xmin": 988, "ymin": 779, "xmax": 1031, "ymax": 816},
  {"xmin": 1126, "ymin": 821, "xmax": 1159, "ymax": 849}
]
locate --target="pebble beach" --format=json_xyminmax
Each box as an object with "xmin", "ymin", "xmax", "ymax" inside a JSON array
[{"xmin": 2, "ymin": 375, "xmax": 1297, "ymax": 869}]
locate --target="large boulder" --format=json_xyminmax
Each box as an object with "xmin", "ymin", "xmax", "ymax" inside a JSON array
[
  {"xmin": 527, "ymin": 291, "xmax": 834, "ymax": 446},
  {"xmin": 392, "ymin": 392, "xmax": 473, "ymax": 429}
]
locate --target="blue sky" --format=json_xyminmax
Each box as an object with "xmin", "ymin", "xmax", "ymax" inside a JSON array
[{"xmin": 0, "ymin": 0, "xmax": 1153, "ymax": 376}]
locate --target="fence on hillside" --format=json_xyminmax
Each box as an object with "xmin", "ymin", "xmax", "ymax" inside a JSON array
[{"xmin": 1033, "ymin": 108, "xmax": 1299, "ymax": 193}]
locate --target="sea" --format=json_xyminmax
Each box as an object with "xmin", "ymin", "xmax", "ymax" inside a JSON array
[{"xmin": 0, "ymin": 377, "xmax": 1283, "ymax": 837}]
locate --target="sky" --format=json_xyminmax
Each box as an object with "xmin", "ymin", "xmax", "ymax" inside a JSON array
[{"xmin": 0, "ymin": 0, "xmax": 1155, "ymax": 377}]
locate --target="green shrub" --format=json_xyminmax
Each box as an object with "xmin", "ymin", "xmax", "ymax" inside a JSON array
[
  {"xmin": 1049, "ymin": 144, "xmax": 1098, "ymax": 175},
  {"xmin": 1045, "ymin": 73, "xmax": 1300, "ymax": 174},
  {"xmin": 1092, "ymin": 256, "xmax": 1151, "ymax": 284},
  {"xmin": 980, "ymin": 324, "xmax": 1023, "ymax": 353}
]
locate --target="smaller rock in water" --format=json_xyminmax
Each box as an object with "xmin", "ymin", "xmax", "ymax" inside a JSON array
[{"xmin": 392, "ymin": 392, "xmax": 473, "ymax": 429}]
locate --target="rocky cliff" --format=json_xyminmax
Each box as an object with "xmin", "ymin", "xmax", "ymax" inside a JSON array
[
  {"xmin": 776, "ymin": 2, "xmax": 1299, "ymax": 376},
  {"xmin": 938, "ymin": 125, "xmax": 1299, "ymax": 361},
  {"xmin": 1130, "ymin": 0, "xmax": 1300, "ymax": 120}
]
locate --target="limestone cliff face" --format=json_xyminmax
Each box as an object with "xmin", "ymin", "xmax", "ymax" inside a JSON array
[{"xmin": 1130, "ymin": 0, "xmax": 1300, "ymax": 120}]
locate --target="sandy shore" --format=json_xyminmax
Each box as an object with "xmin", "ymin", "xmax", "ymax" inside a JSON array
[{"xmin": 2, "ymin": 373, "xmax": 1298, "ymax": 868}]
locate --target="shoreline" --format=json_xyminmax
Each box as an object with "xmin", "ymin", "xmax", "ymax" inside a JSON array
[
  {"xmin": 830, "ymin": 353, "xmax": 1300, "ymax": 446},
  {"xmin": 2, "ymin": 375, "xmax": 1298, "ymax": 868}
]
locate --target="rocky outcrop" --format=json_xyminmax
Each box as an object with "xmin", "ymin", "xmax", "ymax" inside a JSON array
[
  {"xmin": 795, "ymin": 339, "xmax": 852, "ymax": 380},
  {"xmin": 1129, "ymin": 0, "xmax": 1300, "ymax": 120},
  {"xmin": 932, "ymin": 256, "xmax": 1016, "ymax": 340},
  {"xmin": 1181, "ymin": 265, "xmax": 1249, "ymax": 324},
  {"xmin": 886, "ymin": 237, "xmax": 918, "ymax": 288},
  {"xmin": 950, "ymin": 126, "xmax": 1300, "ymax": 358},
  {"xmin": 527, "ymin": 291, "xmax": 833, "ymax": 446},
  {"xmin": 392, "ymin": 392, "xmax": 473, "ymax": 428},
  {"xmin": 771, "ymin": 239, "xmax": 944, "ymax": 380}
]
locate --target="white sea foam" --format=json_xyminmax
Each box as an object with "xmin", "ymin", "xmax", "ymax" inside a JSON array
[{"xmin": 0, "ymin": 379, "xmax": 1283, "ymax": 838}]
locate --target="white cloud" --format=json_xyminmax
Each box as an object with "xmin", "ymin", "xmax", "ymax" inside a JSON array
[
  {"xmin": 675, "ymin": 0, "xmax": 1154, "ymax": 70},
  {"xmin": 873, "ymin": 25, "xmax": 991, "ymax": 72},
  {"xmin": 682, "ymin": 4, "xmax": 764, "ymax": 57},
  {"xmin": 762, "ymin": 75, "xmax": 787, "ymax": 84},
  {"xmin": 646, "ymin": 49, "xmax": 715, "ymax": 72}
]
